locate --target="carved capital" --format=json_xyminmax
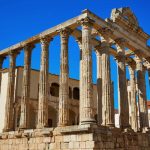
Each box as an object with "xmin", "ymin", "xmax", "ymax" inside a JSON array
[
  {"xmin": 78, "ymin": 17, "xmax": 94, "ymax": 27},
  {"xmin": 115, "ymin": 54, "xmax": 125, "ymax": 62},
  {"xmin": 58, "ymin": 28, "xmax": 72, "ymax": 37},
  {"xmin": 134, "ymin": 53, "xmax": 143, "ymax": 63},
  {"xmin": 98, "ymin": 27, "xmax": 113, "ymax": 38},
  {"xmin": 127, "ymin": 60, "xmax": 136, "ymax": 70},
  {"xmin": 95, "ymin": 42, "xmax": 110, "ymax": 55},
  {"xmin": 95, "ymin": 44, "xmax": 102, "ymax": 55},
  {"xmin": 24, "ymin": 43, "xmax": 35, "ymax": 52},
  {"xmin": 40, "ymin": 36, "xmax": 53, "ymax": 46},
  {"xmin": 134, "ymin": 49, "xmax": 145, "ymax": 59},
  {"xmin": 9, "ymin": 50, "xmax": 19, "ymax": 58}
]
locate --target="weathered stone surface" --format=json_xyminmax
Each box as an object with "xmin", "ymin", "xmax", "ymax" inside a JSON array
[
  {"xmin": 0, "ymin": 126, "xmax": 150, "ymax": 150},
  {"xmin": 0, "ymin": 6, "xmax": 150, "ymax": 150}
]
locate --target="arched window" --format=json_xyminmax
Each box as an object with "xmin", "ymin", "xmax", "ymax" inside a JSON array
[
  {"xmin": 73, "ymin": 87, "xmax": 79, "ymax": 100},
  {"xmin": 50, "ymin": 83, "xmax": 59, "ymax": 97}
]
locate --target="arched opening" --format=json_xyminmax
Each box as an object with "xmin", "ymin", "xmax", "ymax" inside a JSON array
[
  {"xmin": 28, "ymin": 104, "xmax": 37, "ymax": 129},
  {"xmin": 73, "ymin": 87, "xmax": 79, "ymax": 100},
  {"xmin": 48, "ymin": 106, "xmax": 57, "ymax": 127},
  {"xmin": 69, "ymin": 109, "xmax": 77, "ymax": 125},
  {"xmin": 50, "ymin": 83, "xmax": 59, "ymax": 97}
]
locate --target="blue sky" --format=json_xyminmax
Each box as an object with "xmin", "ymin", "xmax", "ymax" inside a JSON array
[{"xmin": 0, "ymin": 0, "xmax": 150, "ymax": 108}]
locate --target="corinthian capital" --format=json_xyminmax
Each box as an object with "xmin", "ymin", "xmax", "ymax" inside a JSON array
[
  {"xmin": 98, "ymin": 27, "xmax": 113, "ymax": 37},
  {"xmin": 58, "ymin": 28, "xmax": 72, "ymax": 37},
  {"xmin": 78, "ymin": 17, "xmax": 94, "ymax": 27},
  {"xmin": 24, "ymin": 43, "xmax": 35, "ymax": 52},
  {"xmin": 9, "ymin": 50, "xmax": 19, "ymax": 58},
  {"xmin": 40, "ymin": 36, "xmax": 53, "ymax": 46}
]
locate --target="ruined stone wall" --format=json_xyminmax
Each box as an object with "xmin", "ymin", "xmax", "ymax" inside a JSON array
[{"xmin": 0, "ymin": 126, "xmax": 150, "ymax": 150}]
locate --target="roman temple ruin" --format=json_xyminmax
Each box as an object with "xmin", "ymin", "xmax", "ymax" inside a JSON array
[{"xmin": 0, "ymin": 7, "xmax": 150, "ymax": 150}]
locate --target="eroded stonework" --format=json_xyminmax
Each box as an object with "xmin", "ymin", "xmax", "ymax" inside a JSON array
[{"xmin": 0, "ymin": 7, "xmax": 150, "ymax": 150}]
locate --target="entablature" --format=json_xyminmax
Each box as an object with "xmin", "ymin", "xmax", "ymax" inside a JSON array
[{"xmin": 0, "ymin": 8, "xmax": 150, "ymax": 60}]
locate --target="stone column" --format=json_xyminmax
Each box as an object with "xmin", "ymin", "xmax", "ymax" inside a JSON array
[
  {"xmin": 110, "ymin": 81, "xmax": 115, "ymax": 126},
  {"xmin": 19, "ymin": 44, "xmax": 34, "ymax": 129},
  {"xmin": 115, "ymin": 38, "xmax": 130, "ymax": 129},
  {"xmin": 135, "ymin": 55, "xmax": 149, "ymax": 132},
  {"xmin": 95, "ymin": 46, "xmax": 102, "ymax": 126},
  {"xmin": 76, "ymin": 38, "xmax": 85, "ymax": 125},
  {"xmin": 128, "ymin": 64, "xmax": 138, "ymax": 132},
  {"xmin": 80, "ymin": 18, "xmax": 96, "ymax": 125},
  {"xmin": 146, "ymin": 58, "xmax": 150, "ymax": 86},
  {"xmin": 3, "ymin": 52, "xmax": 17, "ymax": 132},
  {"xmin": 101, "ymin": 41, "xmax": 114, "ymax": 127},
  {"xmin": 37, "ymin": 37, "xmax": 52, "ymax": 128},
  {"xmin": 58, "ymin": 28, "xmax": 70, "ymax": 126},
  {"xmin": 127, "ymin": 79, "xmax": 131, "ymax": 125},
  {"xmin": 0, "ymin": 57, "xmax": 5, "ymax": 93}
]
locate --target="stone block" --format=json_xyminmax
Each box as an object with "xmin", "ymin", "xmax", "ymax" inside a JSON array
[
  {"xmin": 70, "ymin": 134, "xmax": 77, "ymax": 141},
  {"xmin": 63, "ymin": 135, "xmax": 70, "ymax": 142},
  {"xmin": 79, "ymin": 141, "xmax": 86, "ymax": 148},
  {"xmin": 43, "ymin": 137, "xmax": 51, "ymax": 143},
  {"xmin": 55, "ymin": 135, "xmax": 63, "ymax": 142},
  {"xmin": 68, "ymin": 142, "xmax": 74, "ymax": 149},
  {"xmin": 61, "ymin": 142, "xmax": 69, "ymax": 149},
  {"xmin": 85, "ymin": 141, "xmax": 95, "ymax": 148}
]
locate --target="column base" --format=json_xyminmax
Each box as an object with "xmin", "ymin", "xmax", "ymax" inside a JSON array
[
  {"xmin": 36, "ymin": 124, "xmax": 49, "ymax": 129},
  {"xmin": 106, "ymin": 123, "xmax": 115, "ymax": 128},
  {"xmin": 141, "ymin": 127, "xmax": 150, "ymax": 133},
  {"xmin": 3, "ymin": 128, "xmax": 14, "ymax": 132},
  {"xmin": 80, "ymin": 119, "xmax": 96, "ymax": 125},
  {"xmin": 18, "ymin": 125, "xmax": 28, "ymax": 130},
  {"xmin": 122, "ymin": 127, "xmax": 134, "ymax": 133}
]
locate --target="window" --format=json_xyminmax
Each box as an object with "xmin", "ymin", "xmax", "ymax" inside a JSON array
[
  {"xmin": 73, "ymin": 87, "xmax": 79, "ymax": 100},
  {"xmin": 50, "ymin": 83, "xmax": 59, "ymax": 97}
]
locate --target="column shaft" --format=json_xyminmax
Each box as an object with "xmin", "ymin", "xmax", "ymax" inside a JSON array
[
  {"xmin": 80, "ymin": 48, "xmax": 84, "ymax": 124},
  {"xmin": 110, "ymin": 81, "xmax": 115, "ymax": 126},
  {"xmin": 19, "ymin": 44, "xmax": 34, "ymax": 129},
  {"xmin": 76, "ymin": 39, "xmax": 83, "ymax": 124},
  {"xmin": 37, "ymin": 37, "xmax": 51, "ymax": 128},
  {"xmin": 58, "ymin": 28, "xmax": 70, "ymax": 126},
  {"xmin": 101, "ymin": 42, "xmax": 114, "ymax": 126},
  {"xmin": 127, "ymin": 80, "xmax": 131, "ymax": 125},
  {"xmin": 3, "ymin": 52, "xmax": 17, "ymax": 132},
  {"xmin": 128, "ymin": 65, "xmax": 138, "ymax": 132},
  {"xmin": 80, "ymin": 18, "xmax": 95, "ymax": 124},
  {"xmin": 0, "ymin": 57, "xmax": 5, "ymax": 93},
  {"xmin": 136, "ymin": 56, "xmax": 149, "ymax": 131},
  {"xmin": 96, "ymin": 49, "xmax": 102, "ymax": 125},
  {"xmin": 116, "ymin": 40, "xmax": 130, "ymax": 129}
]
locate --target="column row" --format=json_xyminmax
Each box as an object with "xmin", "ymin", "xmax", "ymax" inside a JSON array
[{"xmin": 0, "ymin": 19, "xmax": 149, "ymax": 132}]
